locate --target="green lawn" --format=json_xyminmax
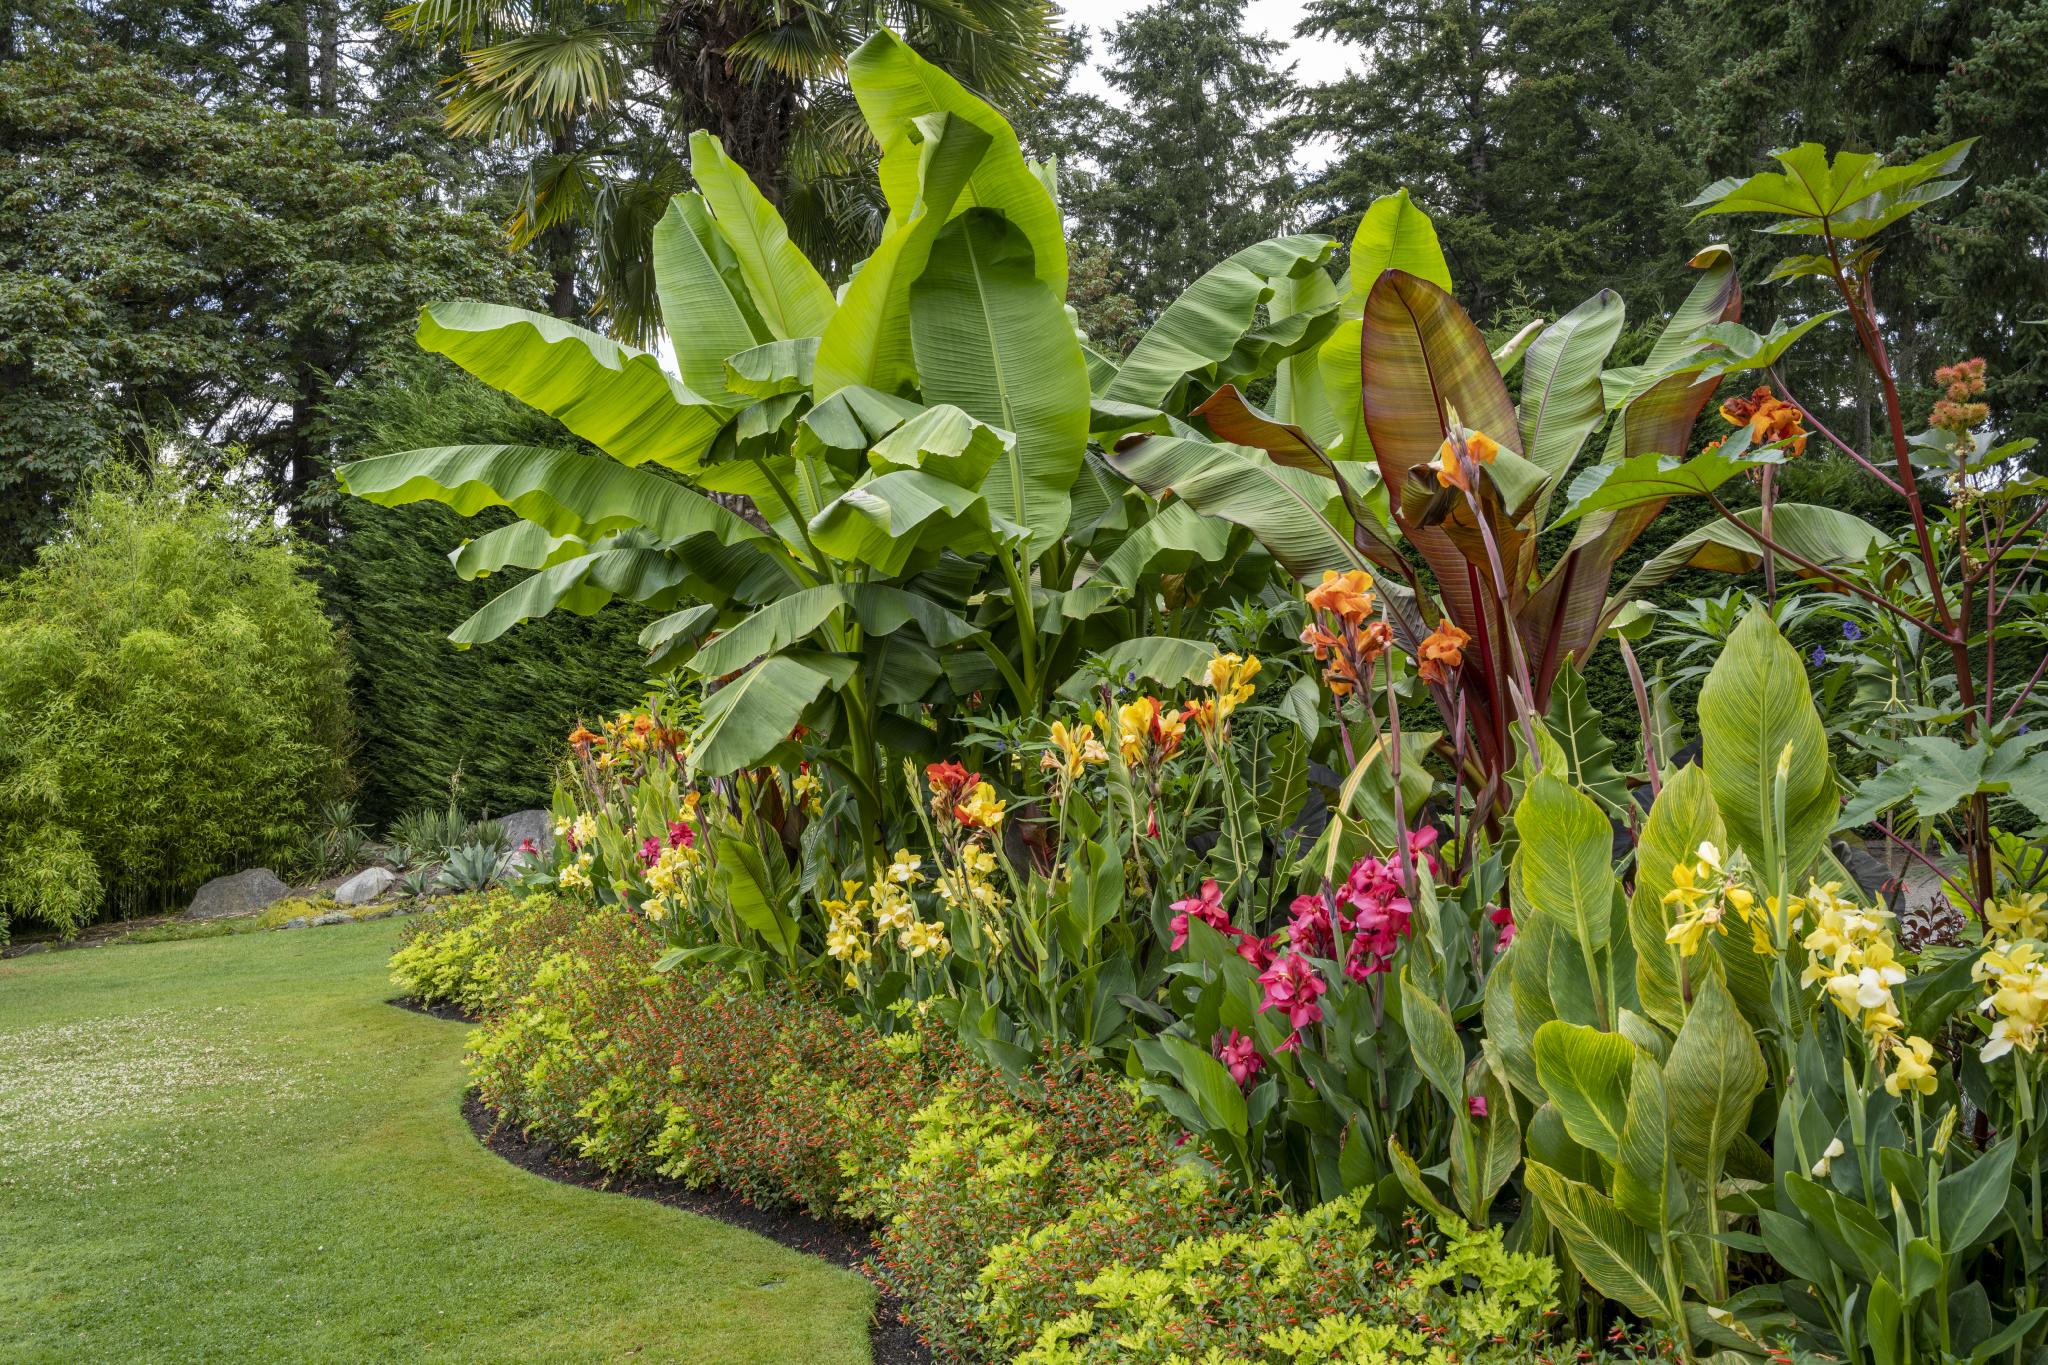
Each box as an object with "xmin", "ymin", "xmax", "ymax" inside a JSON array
[{"xmin": 0, "ymin": 920, "xmax": 876, "ymax": 1364}]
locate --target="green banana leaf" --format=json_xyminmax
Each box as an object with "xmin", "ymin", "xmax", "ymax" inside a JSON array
[
  {"xmin": 688, "ymin": 130, "xmax": 836, "ymax": 341},
  {"xmin": 416, "ymin": 303, "xmax": 731, "ymax": 472},
  {"xmin": 911, "ymin": 210, "xmax": 1091, "ymax": 554},
  {"xmin": 651, "ymin": 193, "xmax": 764, "ymax": 402}
]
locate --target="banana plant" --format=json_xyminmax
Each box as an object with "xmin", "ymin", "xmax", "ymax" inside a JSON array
[{"xmin": 340, "ymin": 29, "xmax": 1355, "ymax": 850}]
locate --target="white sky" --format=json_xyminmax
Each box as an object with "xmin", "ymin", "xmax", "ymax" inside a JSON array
[
  {"xmin": 1057, "ymin": 0, "xmax": 1359, "ymax": 169},
  {"xmin": 1060, "ymin": 0, "xmax": 1360, "ymax": 95}
]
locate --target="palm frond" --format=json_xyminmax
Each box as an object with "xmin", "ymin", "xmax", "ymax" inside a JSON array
[{"xmin": 446, "ymin": 27, "xmax": 628, "ymax": 137}]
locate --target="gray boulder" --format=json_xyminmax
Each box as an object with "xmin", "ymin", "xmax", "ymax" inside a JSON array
[
  {"xmin": 334, "ymin": 866, "xmax": 397, "ymax": 906},
  {"xmin": 311, "ymin": 911, "xmax": 352, "ymax": 927},
  {"xmin": 184, "ymin": 868, "xmax": 290, "ymax": 921},
  {"xmin": 498, "ymin": 808, "xmax": 552, "ymax": 855}
]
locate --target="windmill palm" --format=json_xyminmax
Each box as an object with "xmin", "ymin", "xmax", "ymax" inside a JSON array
[{"xmin": 392, "ymin": 0, "xmax": 1066, "ymax": 344}]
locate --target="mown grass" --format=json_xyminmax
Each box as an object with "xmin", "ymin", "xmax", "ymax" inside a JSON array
[{"xmin": 0, "ymin": 919, "xmax": 876, "ymax": 1364}]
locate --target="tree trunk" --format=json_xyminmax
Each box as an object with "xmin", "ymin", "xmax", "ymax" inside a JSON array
[
  {"xmin": 316, "ymin": 0, "xmax": 340, "ymax": 116},
  {"xmin": 652, "ymin": 2, "xmax": 803, "ymax": 203},
  {"xmin": 544, "ymin": 125, "xmax": 580, "ymax": 317},
  {"xmin": 279, "ymin": 0, "xmax": 313, "ymax": 114}
]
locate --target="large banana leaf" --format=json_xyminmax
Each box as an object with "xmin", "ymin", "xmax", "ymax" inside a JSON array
[
  {"xmin": 1318, "ymin": 190, "xmax": 1454, "ymax": 466},
  {"xmin": 1360, "ymin": 269, "xmax": 1521, "ymax": 634},
  {"xmin": 691, "ymin": 653, "xmax": 846, "ymax": 776},
  {"xmin": 687, "ymin": 131, "xmax": 836, "ymax": 341},
  {"xmin": 1104, "ymin": 434, "xmax": 1371, "ymax": 582},
  {"xmin": 416, "ymin": 303, "xmax": 731, "ymax": 472},
  {"xmin": 814, "ymin": 113, "xmax": 989, "ymax": 398},
  {"xmin": 1610, "ymin": 503, "xmax": 1889, "ymax": 604},
  {"xmin": 1518, "ymin": 289, "xmax": 1625, "ymax": 518},
  {"xmin": 1090, "ymin": 500, "xmax": 1233, "ymax": 590},
  {"xmin": 336, "ymin": 443, "xmax": 763, "ymax": 546},
  {"xmin": 1342, "ymin": 188, "xmax": 1453, "ymax": 311},
  {"xmin": 447, "ymin": 521, "xmax": 588, "ymax": 580},
  {"xmin": 651, "ymin": 194, "xmax": 764, "ymax": 402},
  {"xmin": 1597, "ymin": 246, "xmax": 1740, "ymax": 463},
  {"xmin": 1268, "ymin": 267, "xmax": 1341, "ymax": 446},
  {"xmin": 687, "ymin": 583, "xmax": 978, "ymax": 678},
  {"xmin": 847, "ymin": 30, "xmax": 1067, "ymax": 295},
  {"xmin": 911, "ymin": 210, "xmax": 1091, "ymax": 553},
  {"xmin": 1105, "ymin": 235, "xmax": 1335, "ymax": 411},
  {"xmin": 449, "ymin": 535, "xmax": 692, "ymax": 645},
  {"xmin": 809, "ymin": 469, "xmax": 1021, "ymax": 576}
]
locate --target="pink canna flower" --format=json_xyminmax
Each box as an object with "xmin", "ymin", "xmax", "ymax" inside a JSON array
[
  {"xmin": 518, "ymin": 837, "xmax": 539, "ymax": 855},
  {"xmin": 1169, "ymin": 879, "xmax": 1232, "ymax": 950},
  {"xmin": 668, "ymin": 820, "xmax": 695, "ymax": 850},
  {"xmin": 1287, "ymin": 891, "xmax": 1337, "ymax": 958},
  {"xmin": 1468, "ymin": 1095, "xmax": 1489, "ymax": 1118},
  {"xmin": 640, "ymin": 836, "xmax": 661, "ymax": 866},
  {"xmin": 1229, "ymin": 927, "xmax": 1281, "ymax": 972},
  {"xmin": 1257, "ymin": 952, "xmax": 1328, "ymax": 1031},
  {"xmin": 1213, "ymin": 1029, "xmax": 1264, "ymax": 1087},
  {"xmin": 1407, "ymin": 827, "xmax": 1442, "ymax": 879},
  {"xmin": 1488, "ymin": 903, "xmax": 1515, "ymax": 951}
]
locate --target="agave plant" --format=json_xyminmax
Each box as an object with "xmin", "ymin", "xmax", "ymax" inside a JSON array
[
  {"xmin": 338, "ymin": 29, "xmax": 1339, "ymax": 860},
  {"xmin": 436, "ymin": 842, "xmax": 501, "ymax": 894},
  {"xmin": 1102, "ymin": 192, "xmax": 1889, "ymax": 832}
]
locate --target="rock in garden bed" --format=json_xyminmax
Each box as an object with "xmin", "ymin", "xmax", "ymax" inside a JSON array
[{"xmin": 182, "ymin": 868, "xmax": 290, "ymax": 921}]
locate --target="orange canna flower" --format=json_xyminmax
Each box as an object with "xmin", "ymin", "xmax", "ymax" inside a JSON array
[
  {"xmin": 1306, "ymin": 568, "xmax": 1376, "ymax": 624},
  {"xmin": 567, "ymin": 724, "xmax": 605, "ymax": 752},
  {"xmin": 1416, "ymin": 618, "xmax": 1471, "ymax": 686},
  {"xmin": 1719, "ymin": 385, "xmax": 1808, "ymax": 457},
  {"xmin": 1434, "ymin": 427, "xmax": 1499, "ymax": 491}
]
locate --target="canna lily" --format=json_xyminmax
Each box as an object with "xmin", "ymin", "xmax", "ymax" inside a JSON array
[
  {"xmin": 1043, "ymin": 720, "xmax": 1108, "ymax": 780},
  {"xmin": 1434, "ymin": 427, "xmax": 1500, "ymax": 492},
  {"xmin": 1117, "ymin": 695, "xmax": 1187, "ymax": 766},
  {"xmin": 1718, "ymin": 385, "xmax": 1808, "ymax": 457},
  {"xmin": 1884, "ymin": 1035, "xmax": 1940, "ymax": 1097},
  {"xmin": 1170, "ymin": 879, "xmax": 1232, "ymax": 949},
  {"xmin": 1415, "ymin": 619, "xmax": 1470, "ymax": 686},
  {"xmin": 1214, "ymin": 1029, "xmax": 1263, "ymax": 1088},
  {"xmin": 954, "ymin": 781, "xmax": 1006, "ymax": 830},
  {"xmin": 1305, "ymin": 568, "xmax": 1376, "ymax": 624}
]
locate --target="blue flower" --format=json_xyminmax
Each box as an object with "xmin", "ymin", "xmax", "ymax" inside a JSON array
[
  {"xmin": 1841, "ymin": 621, "xmax": 1863, "ymax": 642},
  {"xmin": 1809, "ymin": 645, "xmax": 1827, "ymax": 668}
]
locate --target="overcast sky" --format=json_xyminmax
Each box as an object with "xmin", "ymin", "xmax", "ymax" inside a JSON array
[
  {"xmin": 1056, "ymin": 0, "xmax": 1358, "ymax": 169},
  {"xmin": 1058, "ymin": 0, "xmax": 1361, "ymax": 97}
]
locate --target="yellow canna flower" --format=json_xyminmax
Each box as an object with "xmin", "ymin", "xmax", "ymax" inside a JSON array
[{"xmin": 1885, "ymin": 1035, "xmax": 1940, "ymax": 1097}]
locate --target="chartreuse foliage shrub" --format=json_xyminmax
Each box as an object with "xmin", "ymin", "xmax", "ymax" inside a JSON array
[
  {"xmin": 0, "ymin": 478, "xmax": 348, "ymax": 936},
  {"xmin": 397, "ymin": 900, "xmax": 1620, "ymax": 1364}
]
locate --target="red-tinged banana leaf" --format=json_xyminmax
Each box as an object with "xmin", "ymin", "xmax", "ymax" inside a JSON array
[{"xmin": 1360, "ymin": 271, "xmax": 1524, "ymax": 631}]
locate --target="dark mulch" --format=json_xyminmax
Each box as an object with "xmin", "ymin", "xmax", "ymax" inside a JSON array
[
  {"xmin": 386, "ymin": 999, "xmax": 932, "ymax": 1364},
  {"xmin": 387, "ymin": 995, "xmax": 472, "ymax": 1023}
]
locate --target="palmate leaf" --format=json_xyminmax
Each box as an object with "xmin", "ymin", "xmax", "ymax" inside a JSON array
[
  {"xmin": 1543, "ymin": 659, "xmax": 1629, "ymax": 817},
  {"xmin": 1548, "ymin": 446, "xmax": 1782, "ymax": 531},
  {"xmin": 691, "ymin": 653, "xmax": 846, "ymax": 777},
  {"xmin": 687, "ymin": 131, "xmax": 836, "ymax": 341},
  {"xmin": 911, "ymin": 210, "xmax": 1092, "ymax": 554},
  {"xmin": 1690, "ymin": 139, "xmax": 1974, "ymax": 239},
  {"xmin": 416, "ymin": 304, "xmax": 731, "ymax": 472},
  {"xmin": 1839, "ymin": 733, "xmax": 2048, "ymax": 829},
  {"xmin": 336, "ymin": 444, "xmax": 765, "ymax": 547},
  {"xmin": 1698, "ymin": 610, "xmax": 1836, "ymax": 881},
  {"xmin": 1103, "ymin": 435, "xmax": 1371, "ymax": 582},
  {"xmin": 1105, "ymin": 235, "xmax": 1335, "ymax": 412},
  {"xmin": 1683, "ymin": 312, "xmax": 1843, "ymax": 380}
]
